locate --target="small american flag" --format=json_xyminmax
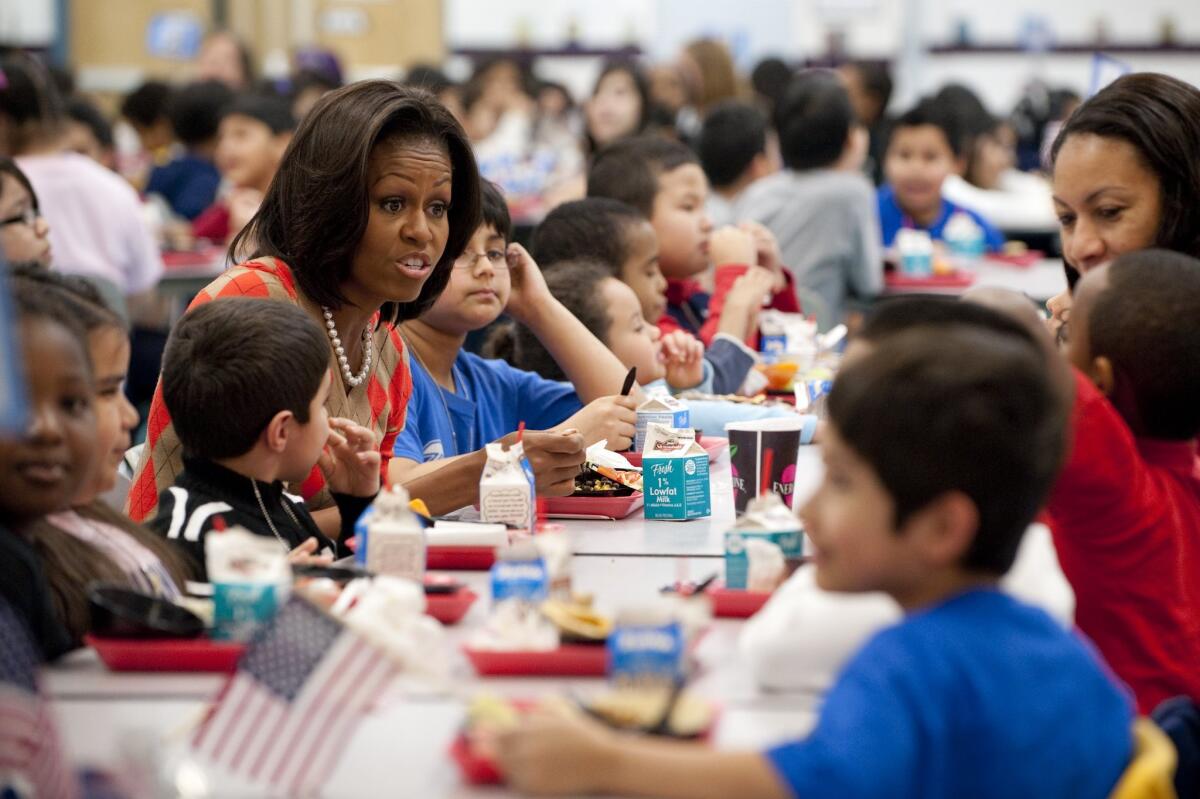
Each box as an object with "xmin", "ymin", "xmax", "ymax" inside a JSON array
[
  {"xmin": 0, "ymin": 600, "xmax": 78, "ymax": 799},
  {"xmin": 191, "ymin": 596, "xmax": 397, "ymax": 795}
]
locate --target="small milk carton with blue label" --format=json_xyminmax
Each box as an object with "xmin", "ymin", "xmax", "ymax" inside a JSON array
[
  {"xmin": 608, "ymin": 601, "xmax": 685, "ymax": 686},
  {"xmin": 205, "ymin": 527, "xmax": 291, "ymax": 641},
  {"xmin": 479, "ymin": 440, "xmax": 536, "ymax": 531},
  {"xmin": 724, "ymin": 493, "xmax": 805, "ymax": 589},
  {"xmin": 635, "ymin": 392, "xmax": 690, "ymax": 453},
  {"xmin": 642, "ymin": 424, "xmax": 711, "ymax": 520}
]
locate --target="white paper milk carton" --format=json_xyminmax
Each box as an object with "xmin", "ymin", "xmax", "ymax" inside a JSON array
[
  {"xmin": 479, "ymin": 441, "xmax": 536, "ymax": 531},
  {"xmin": 635, "ymin": 392, "xmax": 690, "ymax": 452}
]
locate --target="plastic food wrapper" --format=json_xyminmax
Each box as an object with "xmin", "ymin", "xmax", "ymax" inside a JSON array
[
  {"xmin": 205, "ymin": 526, "xmax": 291, "ymax": 641},
  {"xmin": 334, "ymin": 576, "xmax": 449, "ymax": 681},
  {"xmin": 578, "ymin": 440, "xmax": 644, "ymax": 495},
  {"xmin": 743, "ymin": 538, "xmax": 786, "ymax": 593},
  {"xmin": 480, "ymin": 441, "xmax": 536, "ymax": 530},
  {"xmin": 468, "ymin": 600, "xmax": 560, "ymax": 652}
]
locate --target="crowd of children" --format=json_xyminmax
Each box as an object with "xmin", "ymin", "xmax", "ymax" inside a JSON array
[{"xmin": 1, "ymin": 30, "xmax": 1199, "ymax": 799}]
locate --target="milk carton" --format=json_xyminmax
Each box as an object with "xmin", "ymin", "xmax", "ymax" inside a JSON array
[
  {"xmin": 480, "ymin": 440, "xmax": 536, "ymax": 530},
  {"xmin": 363, "ymin": 484, "xmax": 426, "ymax": 582},
  {"xmin": 897, "ymin": 228, "xmax": 934, "ymax": 276},
  {"xmin": 724, "ymin": 493, "xmax": 804, "ymax": 589},
  {"xmin": 635, "ymin": 392, "xmax": 689, "ymax": 453},
  {"xmin": 205, "ymin": 527, "xmax": 291, "ymax": 641},
  {"xmin": 642, "ymin": 424, "xmax": 711, "ymax": 520},
  {"xmin": 608, "ymin": 601, "xmax": 685, "ymax": 685}
]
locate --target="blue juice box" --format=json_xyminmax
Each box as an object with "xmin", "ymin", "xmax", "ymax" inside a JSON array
[{"xmin": 642, "ymin": 425, "xmax": 711, "ymax": 520}]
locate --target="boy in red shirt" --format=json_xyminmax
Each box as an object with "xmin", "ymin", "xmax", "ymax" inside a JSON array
[{"xmin": 1049, "ymin": 248, "xmax": 1200, "ymax": 713}]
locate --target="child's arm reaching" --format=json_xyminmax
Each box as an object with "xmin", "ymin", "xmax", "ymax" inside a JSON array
[
  {"xmin": 495, "ymin": 704, "xmax": 791, "ymax": 799},
  {"xmin": 505, "ymin": 243, "xmax": 644, "ymax": 403}
]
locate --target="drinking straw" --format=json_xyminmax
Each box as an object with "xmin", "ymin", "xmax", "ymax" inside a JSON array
[{"xmin": 761, "ymin": 448, "xmax": 774, "ymax": 497}]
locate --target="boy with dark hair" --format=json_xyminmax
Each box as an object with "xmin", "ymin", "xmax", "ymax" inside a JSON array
[
  {"xmin": 119, "ymin": 80, "xmax": 174, "ymax": 166},
  {"xmin": 877, "ymin": 96, "xmax": 1004, "ymax": 252},
  {"xmin": 193, "ymin": 92, "xmax": 296, "ymax": 244},
  {"xmin": 390, "ymin": 181, "xmax": 639, "ymax": 515},
  {"xmin": 150, "ymin": 297, "xmax": 381, "ymax": 578},
  {"xmin": 63, "ymin": 97, "xmax": 115, "ymax": 170},
  {"xmin": 735, "ymin": 70, "xmax": 881, "ymax": 326},
  {"xmin": 495, "ymin": 325, "xmax": 1132, "ymax": 799},
  {"xmin": 146, "ymin": 79, "xmax": 233, "ymax": 221},
  {"xmin": 531, "ymin": 197, "xmax": 758, "ymax": 395},
  {"xmin": 588, "ymin": 135, "xmax": 798, "ymax": 349},
  {"xmin": 697, "ymin": 100, "xmax": 776, "ymax": 226},
  {"xmin": 1047, "ymin": 248, "xmax": 1200, "ymax": 712}
]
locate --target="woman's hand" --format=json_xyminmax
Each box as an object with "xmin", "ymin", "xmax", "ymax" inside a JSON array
[
  {"xmin": 495, "ymin": 702, "xmax": 620, "ymax": 796},
  {"xmin": 505, "ymin": 242, "xmax": 555, "ymax": 325},
  {"xmin": 661, "ymin": 330, "xmax": 706, "ymax": 390},
  {"xmin": 558, "ymin": 395, "xmax": 638, "ymax": 450},
  {"xmin": 317, "ymin": 418, "xmax": 381, "ymax": 497},
  {"xmin": 497, "ymin": 428, "xmax": 587, "ymax": 496}
]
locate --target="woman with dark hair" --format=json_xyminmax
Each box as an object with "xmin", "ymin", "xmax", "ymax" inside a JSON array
[
  {"xmin": 1048, "ymin": 72, "xmax": 1200, "ymax": 337},
  {"xmin": 128, "ymin": 82, "xmax": 483, "ymax": 531},
  {"xmin": 584, "ymin": 60, "xmax": 651, "ymax": 153},
  {"xmin": 0, "ymin": 158, "xmax": 51, "ymax": 267}
]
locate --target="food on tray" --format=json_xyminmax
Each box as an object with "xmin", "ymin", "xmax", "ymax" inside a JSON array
[
  {"xmin": 571, "ymin": 465, "xmax": 643, "ymax": 496},
  {"xmin": 467, "ymin": 694, "xmax": 521, "ymax": 732},
  {"xmin": 586, "ymin": 688, "xmax": 714, "ymax": 738},
  {"xmin": 541, "ymin": 596, "xmax": 613, "ymax": 642}
]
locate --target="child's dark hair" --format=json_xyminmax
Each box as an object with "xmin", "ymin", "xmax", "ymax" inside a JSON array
[
  {"xmin": 0, "ymin": 158, "xmax": 40, "ymax": 210},
  {"xmin": 0, "ymin": 52, "xmax": 64, "ymax": 152},
  {"xmin": 66, "ymin": 97, "xmax": 115, "ymax": 150},
  {"xmin": 222, "ymin": 92, "xmax": 296, "ymax": 134},
  {"xmin": 829, "ymin": 326, "xmax": 1065, "ymax": 575},
  {"xmin": 530, "ymin": 197, "xmax": 644, "ymax": 272},
  {"xmin": 857, "ymin": 296, "xmax": 1038, "ymax": 349},
  {"xmin": 485, "ymin": 259, "xmax": 614, "ymax": 381},
  {"xmin": 698, "ymin": 100, "xmax": 768, "ymax": 189},
  {"xmin": 890, "ymin": 96, "xmax": 964, "ymax": 158},
  {"xmin": 120, "ymin": 80, "xmax": 172, "ymax": 128},
  {"xmin": 588, "ymin": 135, "xmax": 699, "ymax": 217},
  {"xmin": 1088, "ymin": 249, "xmax": 1200, "ymax": 440},
  {"xmin": 775, "ymin": 70, "xmax": 853, "ymax": 171},
  {"xmin": 847, "ymin": 61, "xmax": 894, "ymax": 112},
  {"xmin": 8, "ymin": 264, "xmax": 126, "ymax": 334},
  {"xmin": 479, "ymin": 179, "xmax": 512, "ymax": 242},
  {"xmin": 1051, "ymin": 73, "xmax": 1200, "ymax": 260},
  {"xmin": 750, "ymin": 57, "xmax": 793, "ymax": 111},
  {"xmin": 162, "ymin": 298, "xmax": 330, "ymax": 460},
  {"xmin": 231, "ymin": 82, "xmax": 482, "ymax": 324},
  {"xmin": 168, "ymin": 80, "xmax": 236, "ymax": 146}
]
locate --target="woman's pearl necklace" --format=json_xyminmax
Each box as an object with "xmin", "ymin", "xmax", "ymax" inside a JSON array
[{"xmin": 322, "ymin": 306, "xmax": 373, "ymax": 387}]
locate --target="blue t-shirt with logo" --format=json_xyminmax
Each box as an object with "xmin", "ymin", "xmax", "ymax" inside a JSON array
[
  {"xmin": 877, "ymin": 185, "xmax": 1006, "ymax": 252},
  {"xmin": 393, "ymin": 350, "xmax": 583, "ymax": 462},
  {"xmin": 766, "ymin": 589, "xmax": 1132, "ymax": 799}
]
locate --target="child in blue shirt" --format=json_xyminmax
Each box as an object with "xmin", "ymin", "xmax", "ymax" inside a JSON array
[
  {"xmin": 145, "ymin": 80, "xmax": 230, "ymax": 221},
  {"xmin": 877, "ymin": 97, "xmax": 1005, "ymax": 252},
  {"xmin": 494, "ymin": 324, "xmax": 1133, "ymax": 799},
  {"xmin": 390, "ymin": 181, "xmax": 640, "ymax": 515}
]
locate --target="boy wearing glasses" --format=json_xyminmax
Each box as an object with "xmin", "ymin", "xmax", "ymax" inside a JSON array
[{"xmin": 389, "ymin": 181, "xmax": 641, "ymax": 515}]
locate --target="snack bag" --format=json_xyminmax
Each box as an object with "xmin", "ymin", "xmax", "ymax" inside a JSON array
[
  {"xmin": 480, "ymin": 440, "xmax": 536, "ymax": 530},
  {"xmin": 642, "ymin": 425, "xmax": 710, "ymax": 520},
  {"xmin": 205, "ymin": 526, "xmax": 291, "ymax": 641}
]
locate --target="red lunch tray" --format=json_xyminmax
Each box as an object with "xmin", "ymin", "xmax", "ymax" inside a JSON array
[
  {"xmin": 85, "ymin": 634, "xmax": 246, "ymax": 673},
  {"xmin": 161, "ymin": 245, "xmax": 226, "ymax": 271},
  {"xmin": 706, "ymin": 584, "xmax": 773, "ymax": 618},
  {"xmin": 885, "ymin": 270, "xmax": 976, "ymax": 290},
  {"xmin": 624, "ymin": 436, "xmax": 728, "ymax": 468},
  {"xmin": 462, "ymin": 643, "xmax": 608, "ymax": 677},
  {"xmin": 543, "ymin": 492, "xmax": 643, "ymax": 520},
  {"xmin": 425, "ymin": 588, "xmax": 478, "ymax": 625},
  {"xmin": 427, "ymin": 546, "xmax": 496, "ymax": 570},
  {"xmin": 985, "ymin": 250, "xmax": 1044, "ymax": 268}
]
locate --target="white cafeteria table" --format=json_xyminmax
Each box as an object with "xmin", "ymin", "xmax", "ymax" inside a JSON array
[
  {"xmin": 46, "ymin": 445, "xmax": 826, "ymax": 797},
  {"xmin": 883, "ymin": 257, "xmax": 1067, "ymax": 303}
]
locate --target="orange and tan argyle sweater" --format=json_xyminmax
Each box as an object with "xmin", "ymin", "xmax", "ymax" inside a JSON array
[{"xmin": 127, "ymin": 258, "xmax": 411, "ymax": 522}]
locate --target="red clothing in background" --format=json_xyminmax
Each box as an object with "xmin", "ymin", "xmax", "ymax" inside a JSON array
[{"xmin": 1045, "ymin": 369, "xmax": 1200, "ymax": 713}]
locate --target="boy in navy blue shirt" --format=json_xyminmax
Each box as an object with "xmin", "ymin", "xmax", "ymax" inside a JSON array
[
  {"xmin": 146, "ymin": 80, "xmax": 231, "ymax": 221},
  {"xmin": 390, "ymin": 181, "xmax": 640, "ymax": 515},
  {"xmin": 494, "ymin": 324, "xmax": 1133, "ymax": 799},
  {"xmin": 877, "ymin": 97, "xmax": 1005, "ymax": 252}
]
